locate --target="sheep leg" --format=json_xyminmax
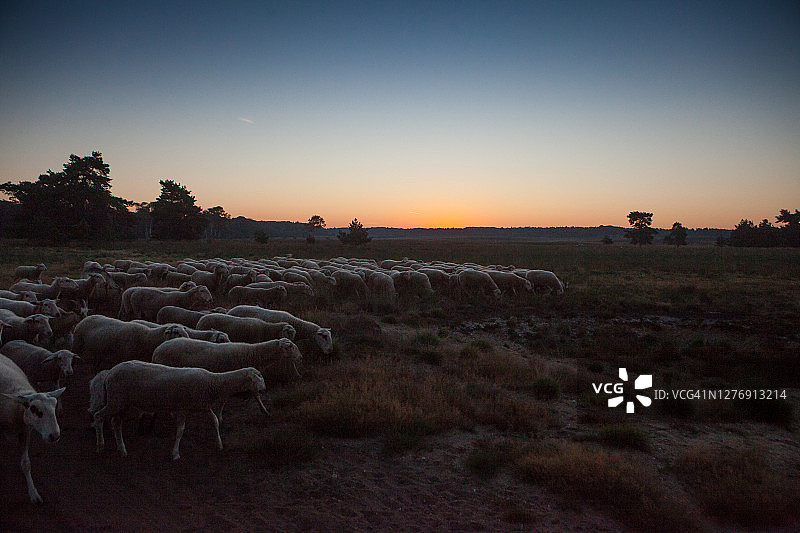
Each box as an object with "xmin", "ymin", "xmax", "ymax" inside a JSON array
[
  {"xmin": 172, "ymin": 412, "xmax": 186, "ymax": 461},
  {"xmin": 20, "ymin": 430, "xmax": 42, "ymax": 503},
  {"xmin": 95, "ymin": 418, "xmax": 105, "ymax": 453},
  {"xmin": 209, "ymin": 409, "xmax": 223, "ymax": 451},
  {"xmin": 217, "ymin": 399, "xmax": 226, "ymax": 423},
  {"xmin": 111, "ymin": 415, "xmax": 127, "ymax": 456}
]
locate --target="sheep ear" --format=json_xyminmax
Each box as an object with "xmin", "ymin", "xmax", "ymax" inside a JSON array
[
  {"xmin": 41, "ymin": 353, "xmax": 58, "ymax": 364},
  {"xmin": 47, "ymin": 387, "xmax": 66, "ymax": 400},
  {"xmin": 279, "ymin": 338, "xmax": 291, "ymax": 348},
  {"xmin": 1, "ymin": 393, "xmax": 30, "ymax": 407}
]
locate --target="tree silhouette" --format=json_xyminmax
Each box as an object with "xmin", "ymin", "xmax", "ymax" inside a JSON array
[
  {"xmin": 150, "ymin": 180, "xmax": 207, "ymax": 240},
  {"xmin": 663, "ymin": 222, "xmax": 688, "ymax": 246},
  {"xmin": 624, "ymin": 211, "xmax": 657, "ymax": 245},
  {"xmin": 203, "ymin": 206, "xmax": 230, "ymax": 239},
  {"xmin": 337, "ymin": 218, "xmax": 371, "ymax": 245},
  {"xmin": 307, "ymin": 214, "xmax": 326, "ymax": 243},
  {"xmin": 0, "ymin": 151, "xmax": 134, "ymax": 241},
  {"xmin": 776, "ymin": 209, "xmax": 800, "ymax": 247}
]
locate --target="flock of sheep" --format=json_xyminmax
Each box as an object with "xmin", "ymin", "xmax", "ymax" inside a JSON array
[{"xmin": 0, "ymin": 255, "xmax": 565, "ymax": 503}]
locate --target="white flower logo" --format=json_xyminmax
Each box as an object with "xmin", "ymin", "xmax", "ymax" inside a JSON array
[{"xmin": 607, "ymin": 368, "xmax": 652, "ymax": 413}]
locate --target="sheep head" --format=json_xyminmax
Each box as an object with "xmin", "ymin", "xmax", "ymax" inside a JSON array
[
  {"xmin": 278, "ymin": 338, "xmax": 303, "ymax": 379},
  {"xmin": 315, "ymin": 328, "xmax": 334, "ymax": 355},
  {"xmin": 281, "ymin": 324, "xmax": 296, "ymax": 341},
  {"xmin": 2, "ymin": 388, "xmax": 65, "ymax": 442},
  {"xmin": 42, "ymin": 350, "xmax": 79, "ymax": 379}
]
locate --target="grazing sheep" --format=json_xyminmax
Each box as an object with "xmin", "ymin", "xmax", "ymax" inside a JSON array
[
  {"xmin": 131, "ymin": 320, "xmax": 231, "ymax": 344},
  {"xmin": 523, "ymin": 270, "xmax": 566, "ymax": 294},
  {"xmin": 228, "ymin": 306, "xmax": 333, "ymax": 355},
  {"xmin": 456, "ymin": 269, "xmax": 502, "ymax": 300},
  {"xmin": 1, "ymin": 340, "xmax": 79, "ymax": 389},
  {"xmin": 365, "ymin": 271, "xmax": 397, "ymax": 311},
  {"xmin": 0, "ymin": 297, "xmax": 60, "ymax": 318},
  {"xmin": 222, "ymin": 271, "xmax": 258, "ymax": 292},
  {"xmin": 417, "ymin": 268, "xmax": 452, "ymax": 292},
  {"xmin": 44, "ymin": 310, "xmax": 85, "ymax": 350},
  {"xmin": 190, "ymin": 265, "xmax": 228, "ymax": 292},
  {"xmin": 164, "ymin": 271, "xmax": 193, "ymax": 287},
  {"xmin": 72, "ymin": 315, "xmax": 188, "ymax": 371},
  {"xmin": 9, "ymin": 277, "xmax": 80, "ymax": 300},
  {"xmin": 13, "ymin": 264, "xmax": 47, "ymax": 283},
  {"xmin": 93, "ymin": 361, "xmax": 267, "ymax": 460},
  {"xmin": 391, "ymin": 270, "xmax": 434, "ymax": 300},
  {"xmin": 119, "ymin": 285, "xmax": 213, "ymax": 322},
  {"xmin": 331, "ymin": 270, "xmax": 368, "ymax": 300},
  {"xmin": 153, "ymin": 337, "xmax": 302, "ymax": 384},
  {"xmin": 485, "ymin": 270, "xmax": 532, "ymax": 296},
  {"xmin": 0, "ymin": 310, "xmax": 52, "ymax": 346},
  {"xmin": 108, "ymin": 271, "xmax": 148, "ymax": 290},
  {"xmin": 0, "ymin": 354, "xmax": 65, "ymax": 502},
  {"xmin": 155, "ymin": 306, "xmax": 224, "ymax": 329},
  {"xmin": 226, "ymin": 285, "xmax": 287, "ymax": 308},
  {"xmin": 246, "ymin": 281, "xmax": 314, "ymax": 299},
  {"xmin": 196, "ymin": 313, "xmax": 295, "ymax": 344}
]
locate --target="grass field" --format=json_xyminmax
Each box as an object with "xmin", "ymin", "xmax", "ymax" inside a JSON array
[{"xmin": 2, "ymin": 238, "xmax": 798, "ymax": 530}]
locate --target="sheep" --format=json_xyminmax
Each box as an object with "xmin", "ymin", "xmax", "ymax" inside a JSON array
[
  {"xmin": 164, "ymin": 271, "xmax": 193, "ymax": 287},
  {"xmin": 226, "ymin": 285, "xmax": 287, "ymax": 308},
  {"xmin": 0, "ymin": 310, "xmax": 52, "ymax": 346},
  {"xmin": 485, "ymin": 270, "xmax": 532, "ymax": 296},
  {"xmin": 87, "ymin": 369, "xmax": 110, "ymax": 452},
  {"xmin": 72, "ymin": 315, "xmax": 188, "ymax": 371},
  {"xmin": 1, "ymin": 340, "xmax": 79, "ymax": 389},
  {"xmin": 246, "ymin": 281, "xmax": 314, "ymax": 299},
  {"xmin": 227, "ymin": 306, "xmax": 333, "ymax": 355},
  {"xmin": 417, "ymin": 268, "xmax": 452, "ymax": 292},
  {"xmin": 13, "ymin": 264, "xmax": 47, "ymax": 283},
  {"xmin": 152, "ymin": 337, "xmax": 302, "ymax": 385},
  {"xmin": 9, "ymin": 277, "xmax": 80, "ymax": 300},
  {"xmin": 176, "ymin": 263, "xmax": 198, "ymax": 275},
  {"xmin": 44, "ymin": 309, "xmax": 85, "ymax": 350},
  {"xmin": 0, "ymin": 354, "xmax": 65, "ymax": 502},
  {"xmin": 54, "ymin": 273, "xmax": 114, "ymax": 302},
  {"xmin": 390, "ymin": 270, "xmax": 434, "ymax": 300},
  {"xmin": 195, "ymin": 313, "xmax": 295, "ymax": 344},
  {"xmin": 155, "ymin": 306, "xmax": 225, "ymax": 329},
  {"xmin": 190, "ymin": 264, "xmax": 228, "ymax": 292},
  {"xmin": 523, "ymin": 270, "xmax": 566, "ymax": 294},
  {"xmin": 0, "ymin": 297, "xmax": 61, "ymax": 318},
  {"xmin": 222, "ymin": 270, "xmax": 258, "ymax": 292},
  {"xmin": 119, "ymin": 285, "xmax": 213, "ymax": 322},
  {"xmin": 456, "ymin": 269, "xmax": 502, "ymax": 300},
  {"xmin": 131, "ymin": 320, "xmax": 231, "ymax": 344},
  {"xmin": 331, "ymin": 269, "xmax": 368, "ymax": 300},
  {"xmin": 365, "ymin": 271, "xmax": 397, "ymax": 311},
  {"xmin": 108, "ymin": 271, "xmax": 148, "ymax": 290},
  {"xmin": 93, "ymin": 361, "xmax": 267, "ymax": 460}
]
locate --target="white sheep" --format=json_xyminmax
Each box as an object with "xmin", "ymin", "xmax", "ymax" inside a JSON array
[
  {"xmin": 365, "ymin": 271, "xmax": 397, "ymax": 311},
  {"xmin": 246, "ymin": 281, "xmax": 314, "ymax": 299},
  {"xmin": 0, "ymin": 297, "xmax": 61, "ymax": 318},
  {"xmin": 93, "ymin": 360, "xmax": 267, "ymax": 460},
  {"xmin": 456, "ymin": 269, "xmax": 502, "ymax": 300},
  {"xmin": 226, "ymin": 285, "xmax": 287, "ymax": 308},
  {"xmin": 72, "ymin": 315, "xmax": 188, "ymax": 371},
  {"xmin": 195, "ymin": 313, "xmax": 295, "ymax": 344},
  {"xmin": 0, "ymin": 310, "xmax": 53, "ymax": 346},
  {"xmin": 0, "ymin": 340, "xmax": 79, "ymax": 389},
  {"xmin": 390, "ymin": 270, "xmax": 434, "ymax": 300},
  {"xmin": 9, "ymin": 277, "xmax": 80, "ymax": 300},
  {"xmin": 152, "ymin": 337, "xmax": 302, "ymax": 384},
  {"xmin": 485, "ymin": 270, "xmax": 532, "ymax": 296},
  {"xmin": 119, "ymin": 285, "xmax": 213, "ymax": 322},
  {"xmin": 228, "ymin": 306, "xmax": 333, "ymax": 355},
  {"xmin": 155, "ymin": 305, "xmax": 225, "ymax": 329},
  {"xmin": 523, "ymin": 270, "xmax": 566, "ymax": 294},
  {"xmin": 0, "ymin": 353, "xmax": 65, "ymax": 502},
  {"xmin": 131, "ymin": 319, "xmax": 231, "ymax": 344},
  {"xmin": 13, "ymin": 263, "xmax": 47, "ymax": 283}
]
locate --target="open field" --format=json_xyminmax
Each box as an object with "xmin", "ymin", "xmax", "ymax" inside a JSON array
[{"xmin": 1, "ymin": 239, "xmax": 799, "ymax": 531}]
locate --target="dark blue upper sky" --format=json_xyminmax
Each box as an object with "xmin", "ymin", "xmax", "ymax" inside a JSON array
[{"xmin": 1, "ymin": 1, "xmax": 798, "ymax": 227}]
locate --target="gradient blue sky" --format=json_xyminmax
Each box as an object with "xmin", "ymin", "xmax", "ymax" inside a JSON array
[{"xmin": 1, "ymin": 1, "xmax": 798, "ymax": 228}]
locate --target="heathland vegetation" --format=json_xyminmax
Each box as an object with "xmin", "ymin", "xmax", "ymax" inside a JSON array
[{"xmin": 1, "ymin": 237, "xmax": 798, "ymax": 530}]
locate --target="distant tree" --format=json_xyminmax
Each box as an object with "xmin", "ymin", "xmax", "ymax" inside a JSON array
[
  {"xmin": 150, "ymin": 180, "xmax": 207, "ymax": 240},
  {"xmin": 337, "ymin": 218, "xmax": 371, "ymax": 245},
  {"xmin": 776, "ymin": 208, "xmax": 800, "ymax": 247},
  {"xmin": 624, "ymin": 211, "xmax": 657, "ymax": 245},
  {"xmin": 307, "ymin": 214, "xmax": 326, "ymax": 244},
  {"xmin": 756, "ymin": 218, "xmax": 779, "ymax": 247},
  {"xmin": 203, "ymin": 206, "xmax": 230, "ymax": 239},
  {"xmin": 601, "ymin": 235, "xmax": 614, "ymax": 245},
  {"xmin": 663, "ymin": 222, "xmax": 688, "ymax": 246},
  {"xmin": 0, "ymin": 151, "xmax": 135, "ymax": 241},
  {"xmin": 133, "ymin": 201, "xmax": 153, "ymax": 240},
  {"xmin": 729, "ymin": 219, "xmax": 758, "ymax": 247},
  {"xmin": 254, "ymin": 229, "xmax": 269, "ymax": 244}
]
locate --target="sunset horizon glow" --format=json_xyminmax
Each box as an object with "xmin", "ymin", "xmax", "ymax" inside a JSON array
[{"xmin": 1, "ymin": 2, "xmax": 798, "ymax": 232}]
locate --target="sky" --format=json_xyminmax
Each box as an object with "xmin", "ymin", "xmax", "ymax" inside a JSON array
[{"xmin": 1, "ymin": 1, "xmax": 798, "ymax": 229}]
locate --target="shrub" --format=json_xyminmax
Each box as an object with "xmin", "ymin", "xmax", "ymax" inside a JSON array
[
  {"xmin": 465, "ymin": 439, "xmax": 513, "ymax": 479},
  {"xmin": 529, "ymin": 376, "xmax": 561, "ymax": 401},
  {"xmin": 672, "ymin": 446, "xmax": 800, "ymax": 527},
  {"xmin": 595, "ymin": 423, "xmax": 651, "ymax": 452},
  {"xmin": 253, "ymin": 230, "xmax": 269, "ymax": 244}
]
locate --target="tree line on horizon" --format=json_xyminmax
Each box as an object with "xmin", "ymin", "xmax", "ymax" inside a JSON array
[{"xmin": 1, "ymin": 152, "xmax": 796, "ymax": 247}]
